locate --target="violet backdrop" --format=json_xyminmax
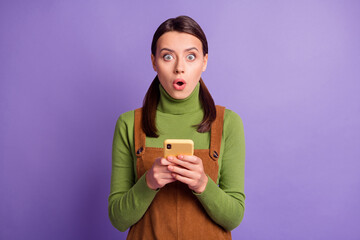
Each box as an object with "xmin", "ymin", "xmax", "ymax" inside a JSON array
[{"xmin": 1, "ymin": 1, "xmax": 359, "ymax": 239}]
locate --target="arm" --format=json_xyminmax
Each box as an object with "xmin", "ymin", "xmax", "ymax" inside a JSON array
[
  {"xmin": 194, "ymin": 110, "xmax": 246, "ymax": 231},
  {"xmin": 108, "ymin": 112, "xmax": 158, "ymax": 232}
]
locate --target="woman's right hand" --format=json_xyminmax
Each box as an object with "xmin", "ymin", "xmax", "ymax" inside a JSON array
[{"xmin": 145, "ymin": 157, "xmax": 177, "ymax": 190}]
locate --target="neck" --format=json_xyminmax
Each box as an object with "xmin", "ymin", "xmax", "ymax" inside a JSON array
[{"xmin": 157, "ymin": 82, "xmax": 202, "ymax": 115}]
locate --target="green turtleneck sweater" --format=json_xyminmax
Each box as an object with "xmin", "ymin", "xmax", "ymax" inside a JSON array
[{"xmin": 108, "ymin": 83, "xmax": 245, "ymax": 232}]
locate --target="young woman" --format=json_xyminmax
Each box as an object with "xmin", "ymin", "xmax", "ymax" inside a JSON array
[{"xmin": 108, "ymin": 15, "xmax": 245, "ymax": 240}]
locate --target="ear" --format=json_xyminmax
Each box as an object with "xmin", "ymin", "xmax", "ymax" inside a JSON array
[
  {"xmin": 202, "ymin": 53, "xmax": 208, "ymax": 72},
  {"xmin": 151, "ymin": 54, "xmax": 157, "ymax": 72}
]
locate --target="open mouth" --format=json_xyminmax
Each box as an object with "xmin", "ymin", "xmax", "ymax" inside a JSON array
[{"xmin": 173, "ymin": 79, "xmax": 186, "ymax": 90}]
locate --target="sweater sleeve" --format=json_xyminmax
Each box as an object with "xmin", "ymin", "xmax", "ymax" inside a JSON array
[
  {"xmin": 108, "ymin": 112, "xmax": 159, "ymax": 232},
  {"xmin": 194, "ymin": 109, "xmax": 246, "ymax": 231}
]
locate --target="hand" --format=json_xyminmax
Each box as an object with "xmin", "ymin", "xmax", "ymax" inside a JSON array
[
  {"xmin": 146, "ymin": 157, "xmax": 177, "ymax": 190},
  {"xmin": 167, "ymin": 155, "xmax": 208, "ymax": 193}
]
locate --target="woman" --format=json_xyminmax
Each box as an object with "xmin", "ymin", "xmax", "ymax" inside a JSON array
[{"xmin": 108, "ymin": 15, "xmax": 245, "ymax": 239}]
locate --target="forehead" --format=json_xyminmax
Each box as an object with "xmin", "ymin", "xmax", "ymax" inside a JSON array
[{"xmin": 156, "ymin": 31, "xmax": 202, "ymax": 51}]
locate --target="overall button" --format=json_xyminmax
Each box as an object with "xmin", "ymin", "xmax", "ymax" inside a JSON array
[{"xmin": 137, "ymin": 147, "xmax": 143, "ymax": 154}]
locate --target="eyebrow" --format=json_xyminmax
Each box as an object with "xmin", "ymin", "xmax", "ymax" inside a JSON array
[{"xmin": 159, "ymin": 47, "xmax": 199, "ymax": 53}]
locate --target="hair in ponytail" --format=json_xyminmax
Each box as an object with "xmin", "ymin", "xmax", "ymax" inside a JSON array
[
  {"xmin": 142, "ymin": 76, "xmax": 160, "ymax": 138},
  {"xmin": 195, "ymin": 78, "xmax": 216, "ymax": 133}
]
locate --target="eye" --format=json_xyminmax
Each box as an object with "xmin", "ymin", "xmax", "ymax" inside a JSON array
[
  {"xmin": 187, "ymin": 54, "xmax": 196, "ymax": 61},
  {"xmin": 163, "ymin": 54, "xmax": 173, "ymax": 61}
]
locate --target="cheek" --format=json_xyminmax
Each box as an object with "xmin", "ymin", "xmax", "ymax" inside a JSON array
[
  {"xmin": 157, "ymin": 61, "xmax": 173, "ymax": 73},
  {"xmin": 189, "ymin": 63, "xmax": 204, "ymax": 75}
]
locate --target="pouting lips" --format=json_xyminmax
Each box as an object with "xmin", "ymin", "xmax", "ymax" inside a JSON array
[{"xmin": 173, "ymin": 79, "xmax": 186, "ymax": 90}]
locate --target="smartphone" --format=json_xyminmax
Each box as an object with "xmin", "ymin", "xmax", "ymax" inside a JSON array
[{"xmin": 163, "ymin": 139, "xmax": 194, "ymax": 158}]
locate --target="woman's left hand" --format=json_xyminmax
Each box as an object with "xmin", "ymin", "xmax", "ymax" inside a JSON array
[{"xmin": 167, "ymin": 155, "xmax": 208, "ymax": 194}]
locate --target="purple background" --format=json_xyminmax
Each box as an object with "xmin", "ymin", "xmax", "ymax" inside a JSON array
[{"xmin": 1, "ymin": 1, "xmax": 359, "ymax": 239}]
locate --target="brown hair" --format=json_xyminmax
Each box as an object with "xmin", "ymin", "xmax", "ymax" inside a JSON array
[{"xmin": 143, "ymin": 15, "xmax": 216, "ymax": 137}]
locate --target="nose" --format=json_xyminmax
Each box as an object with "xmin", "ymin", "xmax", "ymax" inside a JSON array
[{"xmin": 174, "ymin": 59, "xmax": 185, "ymax": 74}]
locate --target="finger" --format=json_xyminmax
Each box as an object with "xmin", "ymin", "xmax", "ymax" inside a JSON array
[
  {"xmin": 172, "ymin": 173, "xmax": 193, "ymax": 185},
  {"xmin": 153, "ymin": 169, "xmax": 174, "ymax": 175},
  {"xmin": 153, "ymin": 166, "xmax": 176, "ymax": 174},
  {"xmin": 167, "ymin": 156, "xmax": 194, "ymax": 170},
  {"xmin": 159, "ymin": 157, "xmax": 173, "ymax": 166},
  {"xmin": 154, "ymin": 164, "xmax": 178, "ymax": 175},
  {"xmin": 154, "ymin": 176, "xmax": 177, "ymax": 189},
  {"xmin": 153, "ymin": 172, "xmax": 177, "ymax": 180},
  {"xmin": 168, "ymin": 165, "xmax": 197, "ymax": 179},
  {"xmin": 177, "ymin": 155, "xmax": 201, "ymax": 164}
]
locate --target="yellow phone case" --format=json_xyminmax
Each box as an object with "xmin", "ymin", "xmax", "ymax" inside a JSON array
[{"xmin": 163, "ymin": 139, "xmax": 194, "ymax": 158}]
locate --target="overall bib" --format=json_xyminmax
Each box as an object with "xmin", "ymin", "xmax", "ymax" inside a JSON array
[{"xmin": 127, "ymin": 106, "xmax": 231, "ymax": 240}]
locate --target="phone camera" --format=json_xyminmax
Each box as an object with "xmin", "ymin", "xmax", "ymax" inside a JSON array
[{"xmin": 167, "ymin": 144, "xmax": 172, "ymax": 149}]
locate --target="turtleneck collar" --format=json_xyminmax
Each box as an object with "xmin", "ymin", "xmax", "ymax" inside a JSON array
[{"xmin": 157, "ymin": 82, "xmax": 202, "ymax": 115}]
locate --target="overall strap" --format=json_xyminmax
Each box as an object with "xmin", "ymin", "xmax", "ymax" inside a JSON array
[
  {"xmin": 134, "ymin": 108, "xmax": 146, "ymax": 157},
  {"xmin": 210, "ymin": 105, "xmax": 226, "ymax": 161}
]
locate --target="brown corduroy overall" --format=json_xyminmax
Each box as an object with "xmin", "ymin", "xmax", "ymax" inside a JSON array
[{"xmin": 127, "ymin": 106, "xmax": 231, "ymax": 240}]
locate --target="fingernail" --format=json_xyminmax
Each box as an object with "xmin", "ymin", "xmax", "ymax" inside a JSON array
[
  {"xmin": 168, "ymin": 156, "xmax": 173, "ymax": 160},
  {"xmin": 178, "ymin": 155, "xmax": 183, "ymax": 159}
]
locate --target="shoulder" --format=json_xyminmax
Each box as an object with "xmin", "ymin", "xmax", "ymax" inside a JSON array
[
  {"xmin": 115, "ymin": 109, "xmax": 136, "ymax": 130},
  {"xmin": 223, "ymin": 108, "xmax": 245, "ymax": 134},
  {"xmin": 224, "ymin": 108, "xmax": 244, "ymax": 125},
  {"xmin": 117, "ymin": 109, "xmax": 136, "ymax": 122}
]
